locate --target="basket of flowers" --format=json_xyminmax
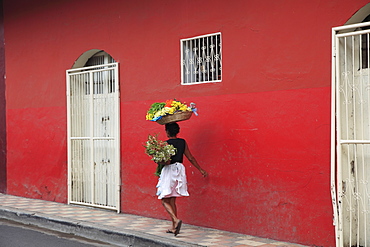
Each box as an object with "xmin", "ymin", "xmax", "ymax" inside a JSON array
[{"xmin": 146, "ymin": 99, "xmax": 197, "ymax": 125}]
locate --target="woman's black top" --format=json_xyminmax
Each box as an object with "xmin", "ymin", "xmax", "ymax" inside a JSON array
[{"xmin": 166, "ymin": 138, "xmax": 186, "ymax": 163}]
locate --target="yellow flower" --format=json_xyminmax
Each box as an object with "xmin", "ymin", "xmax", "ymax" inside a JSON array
[
  {"xmin": 168, "ymin": 107, "xmax": 175, "ymax": 114},
  {"xmin": 146, "ymin": 113, "xmax": 154, "ymax": 120}
]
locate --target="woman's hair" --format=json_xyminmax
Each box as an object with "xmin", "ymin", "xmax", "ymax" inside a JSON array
[{"xmin": 165, "ymin": 123, "xmax": 180, "ymax": 137}]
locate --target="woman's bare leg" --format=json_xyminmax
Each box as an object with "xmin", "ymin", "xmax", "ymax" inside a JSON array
[
  {"xmin": 169, "ymin": 197, "xmax": 177, "ymax": 229},
  {"xmin": 161, "ymin": 197, "xmax": 180, "ymax": 231}
]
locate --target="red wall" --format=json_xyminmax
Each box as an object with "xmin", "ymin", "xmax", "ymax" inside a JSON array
[
  {"xmin": 0, "ymin": 0, "xmax": 6, "ymax": 193},
  {"xmin": 3, "ymin": 0, "xmax": 369, "ymax": 245}
]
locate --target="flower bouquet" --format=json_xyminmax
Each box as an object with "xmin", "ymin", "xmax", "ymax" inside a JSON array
[
  {"xmin": 145, "ymin": 99, "xmax": 197, "ymax": 125},
  {"xmin": 144, "ymin": 134, "xmax": 177, "ymax": 176}
]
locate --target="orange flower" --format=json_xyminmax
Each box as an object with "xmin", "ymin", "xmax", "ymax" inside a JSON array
[{"xmin": 165, "ymin": 99, "xmax": 173, "ymax": 107}]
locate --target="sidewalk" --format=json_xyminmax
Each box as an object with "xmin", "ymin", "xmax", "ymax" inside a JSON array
[{"xmin": 0, "ymin": 193, "xmax": 308, "ymax": 247}]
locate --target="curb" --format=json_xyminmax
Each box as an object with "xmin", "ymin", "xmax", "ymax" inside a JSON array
[{"xmin": 0, "ymin": 206, "xmax": 201, "ymax": 247}]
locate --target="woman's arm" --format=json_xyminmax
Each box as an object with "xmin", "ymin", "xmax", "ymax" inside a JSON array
[{"xmin": 184, "ymin": 143, "xmax": 208, "ymax": 177}]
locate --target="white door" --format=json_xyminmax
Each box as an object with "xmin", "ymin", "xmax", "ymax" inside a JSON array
[
  {"xmin": 332, "ymin": 22, "xmax": 370, "ymax": 247},
  {"xmin": 67, "ymin": 62, "xmax": 120, "ymax": 212}
]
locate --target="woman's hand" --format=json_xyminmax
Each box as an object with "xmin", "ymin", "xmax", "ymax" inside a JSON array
[
  {"xmin": 200, "ymin": 169, "xmax": 208, "ymax": 177},
  {"xmin": 157, "ymin": 160, "xmax": 171, "ymax": 166}
]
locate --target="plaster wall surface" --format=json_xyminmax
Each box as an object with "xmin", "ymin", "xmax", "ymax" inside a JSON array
[{"xmin": 4, "ymin": 0, "xmax": 368, "ymax": 245}]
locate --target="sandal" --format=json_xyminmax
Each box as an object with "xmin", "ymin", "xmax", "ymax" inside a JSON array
[{"xmin": 174, "ymin": 220, "xmax": 182, "ymax": 236}]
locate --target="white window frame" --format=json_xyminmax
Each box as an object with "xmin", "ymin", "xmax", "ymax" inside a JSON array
[{"xmin": 181, "ymin": 32, "xmax": 222, "ymax": 85}]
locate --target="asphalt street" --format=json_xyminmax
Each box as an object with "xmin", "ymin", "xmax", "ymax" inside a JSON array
[{"xmin": 0, "ymin": 218, "xmax": 119, "ymax": 247}]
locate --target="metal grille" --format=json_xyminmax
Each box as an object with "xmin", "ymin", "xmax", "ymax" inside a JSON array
[
  {"xmin": 67, "ymin": 63, "xmax": 120, "ymax": 212},
  {"xmin": 181, "ymin": 33, "xmax": 222, "ymax": 84},
  {"xmin": 332, "ymin": 22, "xmax": 370, "ymax": 247}
]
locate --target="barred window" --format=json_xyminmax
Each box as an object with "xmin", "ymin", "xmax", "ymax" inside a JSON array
[{"xmin": 181, "ymin": 33, "xmax": 222, "ymax": 84}]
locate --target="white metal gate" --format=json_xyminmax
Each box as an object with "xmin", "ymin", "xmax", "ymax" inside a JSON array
[
  {"xmin": 66, "ymin": 63, "xmax": 120, "ymax": 212},
  {"xmin": 332, "ymin": 22, "xmax": 370, "ymax": 247}
]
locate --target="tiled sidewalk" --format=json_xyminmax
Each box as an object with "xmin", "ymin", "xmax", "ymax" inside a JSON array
[{"xmin": 0, "ymin": 193, "xmax": 307, "ymax": 247}]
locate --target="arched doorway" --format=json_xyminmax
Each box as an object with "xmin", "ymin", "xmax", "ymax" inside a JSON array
[
  {"xmin": 66, "ymin": 50, "xmax": 120, "ymax": 212},
  {"xmin": 332, "ymin": 4, "xmax": 370, "ymax": 247}
]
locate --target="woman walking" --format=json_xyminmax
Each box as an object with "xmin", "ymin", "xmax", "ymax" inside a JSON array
[{"xmin": 156, "ymin": 122, "xmax": 207, "ymax": 236}]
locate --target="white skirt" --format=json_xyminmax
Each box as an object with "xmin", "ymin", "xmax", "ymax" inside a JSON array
[{"xmin": 156, "ymin": 162, "xmax": 189, "ymax": 199}]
